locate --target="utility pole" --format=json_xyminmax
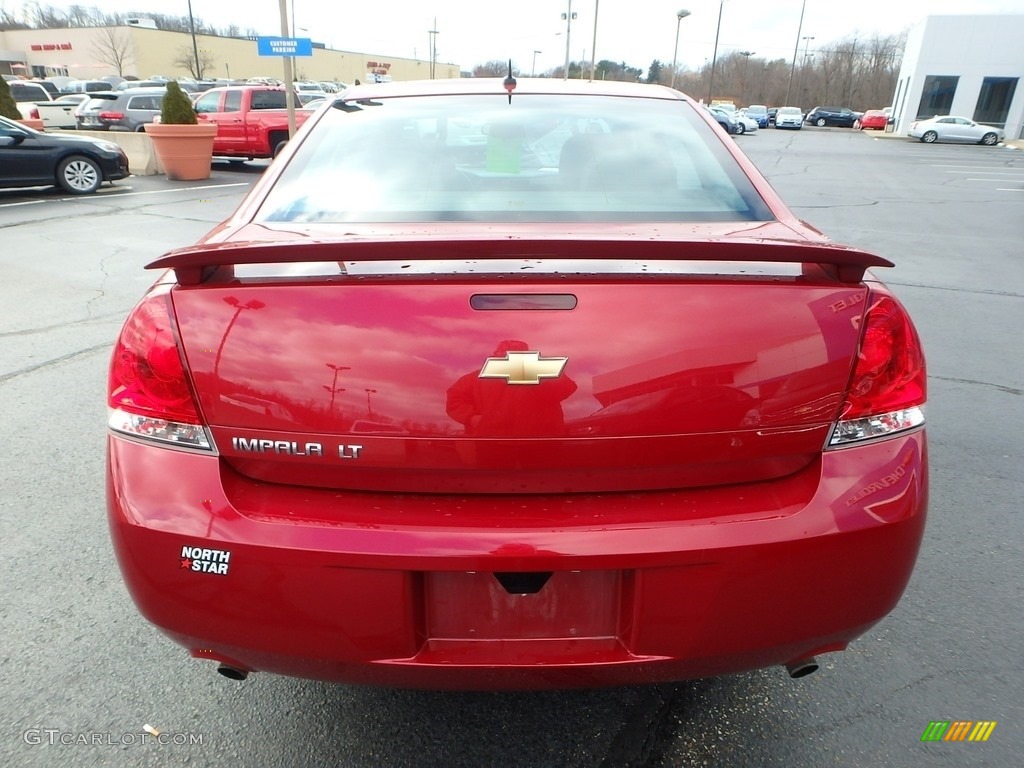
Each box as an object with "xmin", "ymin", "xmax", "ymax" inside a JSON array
[
  {"xmin": 589, "ymin": 0, "xmax": 599, "ymax": 82},
  {"xmin": 186, "ymin": 0, "xmax": 202, "ymax": 79},
  {"xmin": 276, "ymin": 0, "xmax": 295, "ymax": 137},
  {"xmin": 428, "ymin": 19, "xmax": 439, "ymax": 79},
  {"xmin": 785, "ymin": 0, "xmax": 807, "ymax": 107},
  {"xmin": 706, "ymin": 0, "xmax": 724, "ymax": 104}
]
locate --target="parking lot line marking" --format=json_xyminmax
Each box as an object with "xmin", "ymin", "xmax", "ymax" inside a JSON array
[
  {"xmin": 944, "ymin": 170, "xmax": 1024, "ymax": 175},
  {"xmin": 0, "ymin": 199, "xmax": 47, "ymax": 209},
  {"xmin": 996, "ymin": 188, "xmax": 1023, "ymax": 192},
  {"xmin": 2, "ymin": 182, "xmax": 252, "ymax": 209},
  {"xmin": 66, "ymin": 182, "xmax": 252, "ymax": 201}
]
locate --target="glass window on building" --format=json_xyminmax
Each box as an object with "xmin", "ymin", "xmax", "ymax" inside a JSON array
[
  {"xmin": 916, "ymin": 75, "xmax": 959, "ymax": 119},
  {"xmin": 974, "ymin": 77, "xmax": 1018, "ymax": 128}
]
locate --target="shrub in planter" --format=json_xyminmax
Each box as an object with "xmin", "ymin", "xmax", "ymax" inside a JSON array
[
  {"xmin": 145, "ymin": 80, "xmax": 216, "ymax": 180},
  {"xmin": 0, "ymin": 78, "xmax": 22, "ymax": 120},
  {"xmin": 161, "ymin": 81, "xmax": 198, "ymax": 125}
]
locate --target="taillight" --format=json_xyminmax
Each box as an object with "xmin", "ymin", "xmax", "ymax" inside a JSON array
[
  {"xmin": 30, "ymin": 107, "xmax": 40, "ymax": 119},
  {"xmin": 99, "ymin": 111, "xmax": 125, "ymax": 121},
  {"xmin": 828, "ymin": 292, "xmax": 926, "ymax": 447},
  {"xmin": 108, "ymin": 289, "xmax": 212, "ymax": 450}
]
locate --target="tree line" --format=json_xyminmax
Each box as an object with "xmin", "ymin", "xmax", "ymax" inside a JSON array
[
  {"xmin": 476, "ymin": 31, "xmax": 906, "ymax": 111},
  {"xmin": 0, "ymin": 3, "xmax": 259, "ymax": 38}
]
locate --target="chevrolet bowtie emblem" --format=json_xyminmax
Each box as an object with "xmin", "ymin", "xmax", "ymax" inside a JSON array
[{"xmin": 479, "ymin": 351, "xmax": 568, "ymax": 385}]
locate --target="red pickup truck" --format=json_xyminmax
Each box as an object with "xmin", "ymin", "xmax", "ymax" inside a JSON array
[{"xmin": 193, "ymin": 86, "xmax": 314, "ymax": 161}]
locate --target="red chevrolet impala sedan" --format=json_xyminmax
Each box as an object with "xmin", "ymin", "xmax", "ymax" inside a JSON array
[{"xmin": 107, "ymin": 78, "xmax": 927, "ymax": 690}]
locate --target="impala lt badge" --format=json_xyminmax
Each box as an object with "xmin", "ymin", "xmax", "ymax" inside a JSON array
[{"xmin": 479, "ymin": 351, "xmax": 568, "ymax": 385}]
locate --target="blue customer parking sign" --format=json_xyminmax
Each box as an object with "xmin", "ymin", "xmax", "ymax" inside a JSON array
[{"xmin": 257, "ymin": 36, "xmax": 313, "ymax": 57}]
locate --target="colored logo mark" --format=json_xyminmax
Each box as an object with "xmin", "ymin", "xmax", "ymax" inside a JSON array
[{"xmin": 921, "ymin": 721, "xmax": 997, "ymax": 742}]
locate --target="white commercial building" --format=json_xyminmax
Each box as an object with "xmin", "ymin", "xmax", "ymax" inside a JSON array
[{"xmin": 891, "ymin": 14, "xmax": 1024, "ymax": 140}]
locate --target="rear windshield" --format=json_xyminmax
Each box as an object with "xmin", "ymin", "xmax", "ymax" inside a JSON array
[
  {"xmin": 10, "ymin": 83, "xmax": 48, "ymax": 102},
  {"xmin": 250, "ymin": 90, "xmax": 288, "ymax": 109},
  {"xmin": 257, "ymin": 93, "xmax": 774, "ymax": 224},
  {"xmin": 82, "ymin": 94, "xmax": 118, "ymax": 109}
]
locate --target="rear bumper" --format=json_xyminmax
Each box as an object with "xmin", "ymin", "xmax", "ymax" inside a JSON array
[{"xmin": 107, "ymin": 431, "xmax": 927, "ymax": 690}]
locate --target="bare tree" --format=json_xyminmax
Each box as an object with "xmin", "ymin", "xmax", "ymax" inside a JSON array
[
  {"xmin": 65, "ymin": 4, "xmax": 98, "ymax": 26},
  {"xmin": 473, "ymin": 60, "xmax": 516, "ymax": 78},
  {"xmin": 92, "ymin": 26, "xmax": 132, "ymax": 77},
  {"xmin": 29, "ymin": 2, "xmax": 67, "ymax": 27},
  {"xmin": 1, "ymin": 7, "xmax": 30, "ymax": 29},
  {"xmin": 173, "ymin": 45, "xmax": 215, "ymax": 80}
]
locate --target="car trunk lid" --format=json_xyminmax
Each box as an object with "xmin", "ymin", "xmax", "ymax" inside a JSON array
[{"xmin": 164, "ymin": 237, "xmax": 875, "ymax": 494}]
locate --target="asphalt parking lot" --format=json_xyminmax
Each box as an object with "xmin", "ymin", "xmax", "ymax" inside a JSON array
[{"xmin": 1, "ymin": 129, "xmax": 1022, "ymax": 768}]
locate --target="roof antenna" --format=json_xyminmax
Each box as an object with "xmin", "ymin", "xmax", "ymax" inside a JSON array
[{"xmin": 503, "ymin": 59, "xmax": 516, "ymax": 104}]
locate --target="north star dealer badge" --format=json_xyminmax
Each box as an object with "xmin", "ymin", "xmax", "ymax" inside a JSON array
[{"xmin": 180, "ymin": 545, "xmax": 232, "ymax": 575}]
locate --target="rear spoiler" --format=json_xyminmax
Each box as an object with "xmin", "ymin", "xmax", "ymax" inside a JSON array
[{"xmin": 148, "ymin": 237, "xmax": 893, "ymax": 286}]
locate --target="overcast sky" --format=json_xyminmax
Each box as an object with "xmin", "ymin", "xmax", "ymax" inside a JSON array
[{"xmin": 5, "ymin": 0, "xmax": 1023, "ymax": 73}]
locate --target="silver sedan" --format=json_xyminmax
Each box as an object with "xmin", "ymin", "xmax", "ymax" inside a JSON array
[{"xmin": 907, "ymin": 116, "xmax": 1004, "ymax": 145}]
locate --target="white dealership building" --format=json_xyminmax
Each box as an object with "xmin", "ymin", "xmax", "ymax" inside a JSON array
[{"xmin": 890, "ymin": 14, "xmax": 1024, "ymax": 140}]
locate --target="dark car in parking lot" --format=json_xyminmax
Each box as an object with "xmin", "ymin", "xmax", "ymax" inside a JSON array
[
  {"xmin": 0, "ymin": 115, "xmax": 129, "ymax": 194},
  {"xmin": 75, "ymin": 87, "xmax": 166, "ymax": 132},
  {"xmin": 805, "ymin": 106, "xmax": 863, "ymax": 128},
  {"xmin": 706, "ymin": 105, "xmax": 738, "ymax": 134}
]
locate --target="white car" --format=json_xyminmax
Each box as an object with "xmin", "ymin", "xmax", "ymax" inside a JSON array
[
  {"xmin": 729, "ymin": 110, "xmax": 759, "ymax": 135},
  {"xmin": 774, "ymin": 106, "xmax": 803, "ymax": 130},
  {"xmin": 908, "ymin": 116, "xmax": 1004, "ymax": 145}
]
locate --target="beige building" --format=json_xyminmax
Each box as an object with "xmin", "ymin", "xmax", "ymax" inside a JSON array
[{"xmin": 0, "ymin": 25, "xmax": 460, "ymax": 84}]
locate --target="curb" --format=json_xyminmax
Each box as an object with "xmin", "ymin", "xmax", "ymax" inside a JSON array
[{"xmin": 863, "ymin": 130, "xmax": 1024, "ymax": 151}]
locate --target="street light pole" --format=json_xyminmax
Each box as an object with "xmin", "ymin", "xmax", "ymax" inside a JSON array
[
  {"xmin": 802, "ymin": 35, "xmax": 815, "ymax": 63},
  {"xmin": 669, "ymin": 9, "xmax": 691, "ymax": 89},
  {"xmin": 706, "ymin": 0, "xmax": 724, "ymax": 103},
  {"xmin": 532, "ymin": 50, "xmax": 542, "ymax": 77},
  {"xmin": 738, "ymin": 50, "xmax": 754, "ymax": 104},
  {"xmin": 798, "ymin": 35, "xmax": 815, "ymax": 105},
  {"xmin": 562, "ymin": 0, "xmax": 575, "ymax": 80}
]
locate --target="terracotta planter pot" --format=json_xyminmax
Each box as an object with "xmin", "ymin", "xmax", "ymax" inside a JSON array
[
  {"xmin": 144, "ymin": 122, "xmax": 218, "ymax": 181},
  {"xmin": 18, "ymin": 118, "xmax": 46, "ymax": 131}
]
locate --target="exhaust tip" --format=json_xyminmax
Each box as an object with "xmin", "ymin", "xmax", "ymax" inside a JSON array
[
  {"xmin": 785, "ymin": 657, "xmax": 819, "ymax": 679},
  {"xmin": 216, "ymin": 664, "xmax": 249, "ymax": 681}
]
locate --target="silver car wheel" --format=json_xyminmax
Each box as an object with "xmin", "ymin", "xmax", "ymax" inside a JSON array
[
  {"xmin": 981, "ymin": 132, "xmax": 998, "ymax": 146},
  {"xmin": 921, "ymin": 131, "xmax": 938, "ymax": 144},
  {"xmin": 57, "ymin": 155, "xmax": 102, "ymax": 194}
]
